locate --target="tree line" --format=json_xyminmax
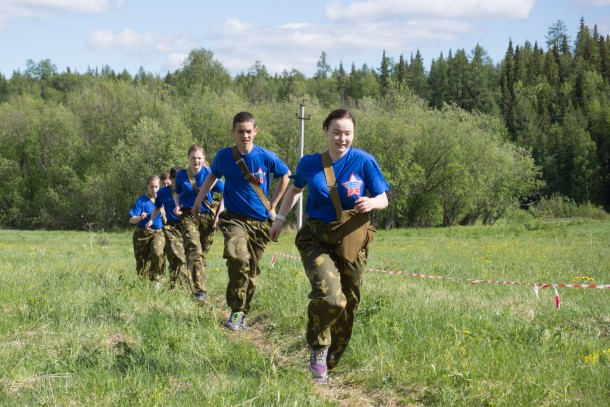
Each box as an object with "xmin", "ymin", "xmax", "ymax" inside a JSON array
[{"xmin": 0, "ymin": 18, "xmax": 606, "ymax": 230}]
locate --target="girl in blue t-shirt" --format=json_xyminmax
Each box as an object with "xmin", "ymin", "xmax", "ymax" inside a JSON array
[
  {"xmin": 270, "ymin": 109, "xmax": 389, "ymax": 384},
  {"xmin": 148, "ymin": 166, "xmax": 190, "ymax": 290},
  {"xmin": 129, "ymin": 174, "xmax": 165, "ymax": 284},
  {"xmin": 172, "ymin": 144, "xmax": 224, "ymax": 303}
]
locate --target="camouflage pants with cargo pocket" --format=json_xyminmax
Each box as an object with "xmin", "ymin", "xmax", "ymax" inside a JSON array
[
  {"xmin": 162, "ymin": 222, "xmax": 189, "ymax": 289},
  {"xmin": 219, "ymin": 211, "xmax": 270, "ymax": 314},
  {"xmin": 132, "ymin": 226, "xmax": 166, "ymax": 282},
  {"xmin": 295, "ymin": 219, "xmax": 367, "ymax": 370},
  {"xmin": 179, "ymin": 212, "xmax": 215, "ymax": 295}
]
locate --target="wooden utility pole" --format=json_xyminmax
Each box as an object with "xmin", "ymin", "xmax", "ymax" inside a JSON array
[{"xmin": 295, "ymin": 101, "xmax": 310, "ymax": 230}]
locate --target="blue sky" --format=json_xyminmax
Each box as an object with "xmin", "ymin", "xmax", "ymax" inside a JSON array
[{"xmin": 1, "ymin": 0, "xmax": 609, "ymax": 78}]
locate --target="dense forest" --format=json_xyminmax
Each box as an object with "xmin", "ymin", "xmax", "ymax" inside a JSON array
[{"xmin": 0, "ymin": 18, "xmax": 607, "ymax": 230}]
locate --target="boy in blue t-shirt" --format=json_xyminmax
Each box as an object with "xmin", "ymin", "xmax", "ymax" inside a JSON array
[{"xmin": 193, "ymin": 112, "xmax": 291, "ymax": 331}]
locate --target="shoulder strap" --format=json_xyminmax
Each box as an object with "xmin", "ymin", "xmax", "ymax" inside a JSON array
[
  {"xmin": 321, "ymin": 150, "xmax": 343, "ymax": 220},
  {"xmin": 231, "ymin": 146, "xmax": 271, "ymax": 212},
  {"xmin": 187, "ymin": 167, "xmax": 215, "ymax": 213},
  {"xmin": 186, "ymin": 167, "xmax": 199, "ymax": 193}
]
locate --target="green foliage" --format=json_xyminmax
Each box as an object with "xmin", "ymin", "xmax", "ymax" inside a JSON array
[
  {"xmin": 0, "ymin": 94, "xmax": 85, "ymax": 228},
  {"xmin": 533, "ymin": 194, "xmax": 609, "ymax": 219},
  {"xmin": 1, "ymin": 18, "xmax": 609, "ymax": 230},
  {"xmin": 349, "ymin": 91, "xmax": 542, "ymax": 227},
  {"xmin": 170, "ymin": 48, "xmax": 232, "ymax": 96}
]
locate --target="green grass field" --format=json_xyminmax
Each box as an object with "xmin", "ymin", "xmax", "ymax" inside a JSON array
[{"xmin": 0, "ymin": 219, "xmax": 608, "ymax": 406}]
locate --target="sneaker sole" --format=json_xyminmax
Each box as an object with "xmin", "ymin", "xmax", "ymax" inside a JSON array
[
  {"xmin": 223, "ymin": 323, "xmax": 245, "ymax": 331},
  {"xmin": 311, "ymin": 370, "xmax": 328, "ymax": 384}
]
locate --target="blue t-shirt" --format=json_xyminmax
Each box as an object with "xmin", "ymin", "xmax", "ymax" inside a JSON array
[
  {"xmin": 291, "ymin": 147, "xmax": 390, "ymax": 224},
  {"xmin": 174, "ymin": 167, "xmax": 224, "ymax": 213},
  {"xmin": 154, "ymin": 185, "xmax": 179, "ymax": 224},
  {"xmin": 211, "ymin": 145, "xmax": 290, "ymax": 221},
  {"xmin": 129, "ymin": 194, "xmax": 163, "ymax": 229}
]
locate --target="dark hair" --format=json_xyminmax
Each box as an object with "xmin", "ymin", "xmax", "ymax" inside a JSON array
[
  {"xmin": 322, "ymin": 109, "xmax": 356, "ymax": 130},
  {"xmin": 233, "ymin": 112, "xmax": 256, "ymax": 129},
  {"xmin": 169, "ymin": 166, "xmax": 183, "ymax": 179},
  {"xmin": 160, "ymin": 171, "xmax": 170, "ymax": 182}
]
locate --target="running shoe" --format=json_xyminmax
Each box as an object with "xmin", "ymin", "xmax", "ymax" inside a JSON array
[
  {"xmin": 224, "ymin": 310, "xmax": 245, "ymax": 331},
  {"xmin": 310, "ymin": 347, "xmax": 329, "ymax": 384}
]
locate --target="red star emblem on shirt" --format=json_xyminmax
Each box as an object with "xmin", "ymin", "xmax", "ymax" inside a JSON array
[
  {"xmin": 252, "ymin": 167, "xmax": 266, "ymax": 184},
  {"xmin": 342, "ymin": 173, "xmax": 363, "ymax": 197}
]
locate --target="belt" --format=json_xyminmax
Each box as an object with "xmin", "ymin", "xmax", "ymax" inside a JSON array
[{"xmin": 222, "ymin": 210, "xmax": 269, "ymax": 223}]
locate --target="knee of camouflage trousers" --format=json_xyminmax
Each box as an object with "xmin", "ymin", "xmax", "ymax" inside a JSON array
[{"xmin": 151, "ymin": 238, "xmax": 165, "ymax": 257}]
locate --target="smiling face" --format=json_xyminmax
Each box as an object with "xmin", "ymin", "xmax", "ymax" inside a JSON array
[
  {"xmin": 188, "ymin": 149, "xmax": 205, "ymax": 173},
  {"xmin": 324, "ymin": 117, "xmax": 354, "ymax": 160},
  {"xmin": 232, "ymin": 120, "xmax": 258, "ymax": 153}
]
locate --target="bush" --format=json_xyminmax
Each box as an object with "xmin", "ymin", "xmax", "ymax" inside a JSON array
[{"xmin": 533, "ymin": 194, "xmax": 609, "ymax": 220}]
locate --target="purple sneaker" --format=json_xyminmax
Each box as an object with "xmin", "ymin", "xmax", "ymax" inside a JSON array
[
  {"xmin": 310, "ymin": 348, "xmax": 329, "ymax": 384},
  {"xmin": 224, "ymin": 310, "xmax": 245, "ymax": 331}
]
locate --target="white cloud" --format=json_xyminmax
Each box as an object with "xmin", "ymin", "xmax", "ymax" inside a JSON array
[
  {"xmin": 87, "ymin": 28, "xmax": 198, "ymax": 72},
  {"xmin": 213, "ymin": 17, "xmax": 476, "ymax": 75},
  {"xmin": 90, "ymin": 29, "xmax": 155, "ymax": 49},
  {"xmin": 325, "ymin": 0, "xmax": 535, "ymax": 21},
  {"xmin": 0, "ymin": 0, "xmax": 123, "ymax": 28},
  {"xmin": 162, "ymin": 52, "xmax": 189, "ymax": 72}
]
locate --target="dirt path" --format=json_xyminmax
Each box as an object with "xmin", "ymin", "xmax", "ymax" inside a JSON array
[{"xmin": 202, "ymin": 296, "xmax": 422, "ymax": 406}]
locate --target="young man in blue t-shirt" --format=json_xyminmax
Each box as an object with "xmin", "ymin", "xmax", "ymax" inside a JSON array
[{"xmin": 193, "ymin": 112, "xmax": 291, "ymax": 330}]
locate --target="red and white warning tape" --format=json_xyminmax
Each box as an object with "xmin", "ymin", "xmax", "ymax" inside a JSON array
[{"xmin": 270, "ymin": 253, "xmax": 610, "ymax": 310}]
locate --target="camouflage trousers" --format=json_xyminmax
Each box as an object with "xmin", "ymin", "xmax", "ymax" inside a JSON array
[
  {"xmin": 295, "ymin": 219, "xmax": 367, "ymax": 370},
  {"xmin": 219, "ymin": 211, "xmax": 270, "ymax": 314},
  {"xmin": 162, "ymin": 222, "xmax": 188, "ymax": 290},
  {"xmin": 179, "ymin": 212, "xmax": 215, "ymax": 295},
  {"xmin": 132, "ymin": 227, "xmax": 166, "ymax": 282}
]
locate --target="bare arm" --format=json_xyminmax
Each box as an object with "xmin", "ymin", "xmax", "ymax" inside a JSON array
[
  {"xmin": 354, "ymin": 191, "xmax": 388, "ymax": 213},
  {"xmin": 191, "ymin": 173, "xmax": 218, "ymax": 216},
  {"xmin": 129, "ymin": 213, "xmax": 147, "ymax": 225},
  {"xmin": 172, "ymin": 192, "xmax": 182, "ymax": 216},
  {"xmin": 269, "ymin": 183, "xmax": 304, "ymax": 242},
  {"xmin": 268, "ymin": 172, "xmax": 291, "ymax": 219},
  {"xmin": 212, "ymin": 196, "xmax": 225, "ymax": 229},
  {"xmin": 145, "ymin": 207, "xmax": 161, "ymax": 230}
]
